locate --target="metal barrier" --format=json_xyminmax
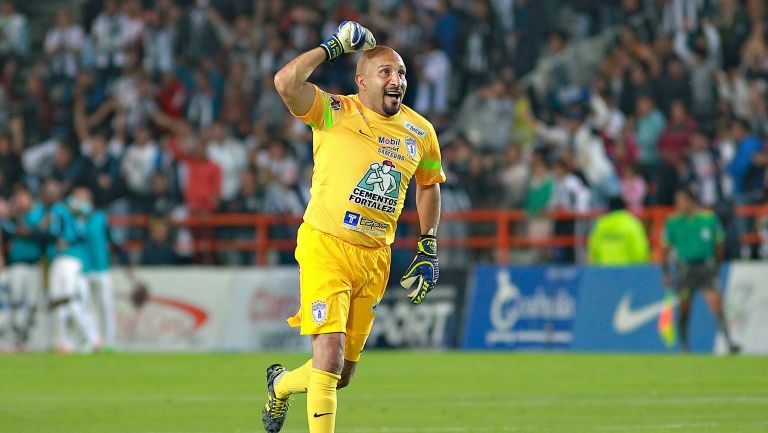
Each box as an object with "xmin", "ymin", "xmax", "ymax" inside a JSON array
[{"xmin": 111, "ymin": 205, "xmax": 768, "ymax": 265}]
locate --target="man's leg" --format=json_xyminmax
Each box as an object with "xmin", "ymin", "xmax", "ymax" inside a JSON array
[
  {"xmin": 274, "ymin": 359, "xmax": 312, "ymax": 398},
  {"xmin": 702, "ymin": 288, "xmax": 739, "ymax": 353},
  {"xmin": 337, "ymin": 360, "xmax": 357, "ymax": 389},
  {"xmin": 677, "ymin": 294, "xmax": 692, "ymax": 352},
  {"xmin": 307, "ymin": 333, "xmax": 343, "ymax": 433}
]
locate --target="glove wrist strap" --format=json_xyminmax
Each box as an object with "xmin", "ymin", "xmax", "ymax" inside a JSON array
[
  {"xmin": 417, "ymin": 235, "xmax": 437, "ymax": 257},
  {"xmin": 320, "ymin": 35, "xmax": 343, "ymax": 63}
]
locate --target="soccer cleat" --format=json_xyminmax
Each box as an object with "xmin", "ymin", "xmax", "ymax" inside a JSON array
[
  {"xmin": 262, "ymin": 363, "xmax": 290, "ymax": 433},
  {"xmin": 728, "ymin": 343, "xmax": 741, "ymax": 355}
]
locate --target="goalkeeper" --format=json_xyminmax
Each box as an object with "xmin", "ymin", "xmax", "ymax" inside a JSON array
[{"xmin": 262, "ymin": 21, "xmax": 445, "ymax": 433}]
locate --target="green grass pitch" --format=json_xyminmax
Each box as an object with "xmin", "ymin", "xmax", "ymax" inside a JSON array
[{"xmin": 1, "ymin": 352, "xmax": 767, "ymax": 433}]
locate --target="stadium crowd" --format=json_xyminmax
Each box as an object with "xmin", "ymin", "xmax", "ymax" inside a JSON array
[{"xmin": 0, "ymin": 0, "xmax": 767, "ymax": 266}]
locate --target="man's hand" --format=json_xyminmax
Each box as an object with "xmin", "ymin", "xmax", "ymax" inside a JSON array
[
  {"xmin": 320, "ymin": 21, "xmax": 376, "ymax": 63},
  {"xmin": 400, "ymin": 235, "xmax": 439, "ymax": 305}
]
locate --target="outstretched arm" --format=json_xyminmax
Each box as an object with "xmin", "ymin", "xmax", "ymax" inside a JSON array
[
  {"xmin": 273, "ymin": 48, "xmax": 327, "ymax": 117},
  {"xmin": 416, "ymin": 183, "xmax": 440, "ymax": 236}
]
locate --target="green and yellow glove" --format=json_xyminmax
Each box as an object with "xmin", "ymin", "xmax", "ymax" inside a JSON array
[
  {"xmin": 400, "ymin": 235, "xmax": 439, "ymax": 305},
  {"xmin": 320, "ymin": 20, "xmax": 376, "ymax": 63}
]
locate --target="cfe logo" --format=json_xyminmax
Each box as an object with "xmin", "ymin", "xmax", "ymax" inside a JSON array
[
  {"xmin": 348, "ymin": 160, "xmax": 402, "ymax": 214},
  {"xmin": 342, "ymin": 210, "xmax": 388, "ymax": 235}
]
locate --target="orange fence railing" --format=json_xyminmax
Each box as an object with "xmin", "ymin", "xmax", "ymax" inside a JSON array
[{"xmin": 111, "ymin": 205, "xmax": 768, "ymax": 265}]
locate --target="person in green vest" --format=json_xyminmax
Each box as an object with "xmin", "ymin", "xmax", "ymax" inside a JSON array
[
  {"xmin": 587, "ymin": 196, "xmax": 649, "ymax": 265},
  {"xmin": 663, "ymin": 188, "xmax": 739, "ymax": 353}
]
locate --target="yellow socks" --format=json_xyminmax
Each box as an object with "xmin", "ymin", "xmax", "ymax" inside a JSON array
[
  {"xmin": 274, "ymin": 359, "xmax": 312, "ymax": 399},
  {"xmin": 307, "ymin": 368, "xmax": 340, "ymax": 433}
]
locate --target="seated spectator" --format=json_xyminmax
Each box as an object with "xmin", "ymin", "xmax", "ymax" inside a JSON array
[{"xmin": 141, "ymin": 219, "xmax": 181, "ymax": 266}]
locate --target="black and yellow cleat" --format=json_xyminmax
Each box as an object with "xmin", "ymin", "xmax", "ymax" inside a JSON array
[{"xmin": 261, "ymin": 363, "xmax": 290, "ymax": 433}]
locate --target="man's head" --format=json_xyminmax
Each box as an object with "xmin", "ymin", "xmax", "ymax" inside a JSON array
[
  {"xmin": 355, "ymin": 46, "xmax": 407, "ymax": 117},
  {"xmin": 41, "ymin": 179, "xmax": 62, "ymax": 206},
  {"xmin": 68, "ymin": 186, "xmax": 93, "ymax": 215},
  {"xmin": 729, "ymin": 117, "xmax": 751, "ymax": 141},
  {"xmin": 12, "ymin": 185, "xmax": 33, "ymax": 215},
  {"xmin": 674, "ymin": 187, "xmax": 697, "ymax": 214},
  {"xmin": 607, "ymin": 196, "xmax": 626, "ymax": 212}
]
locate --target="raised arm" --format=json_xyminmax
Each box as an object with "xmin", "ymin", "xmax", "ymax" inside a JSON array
[
  {"xmin": 274, "ymin": 21, "xmax": 375, "ymax": 116},
  {"xmin": 273, "ymin": 48, "xmax": 327, "ymax": 117}
]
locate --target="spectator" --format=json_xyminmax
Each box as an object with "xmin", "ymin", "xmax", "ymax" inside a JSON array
[
  {"xmin": 524, "ymin": 151, "xmax": 554, "ymax": 261},
  {"xmin": 85, "ymin": 131, "xmax": 125, "ymax": 209},
  {"xmin": 174, "ymin": 0, "xmax": 221, "ymax": 63},
  {"xmin": 121, "ymin": 124, "xmax": 161, "ymax": 199},
  {"xmin": 620, "ymin": 164, "xmax": 647, "ymax": 213},
  {"xmin": 45, "ymin": 9, "xmax": 85, "ymax": 81},
  {"xmin": 142, "ymin": 6, "xmax": 176, "ymax": 75},
  {"xmin": 414, "ymin": 39, "xmax": 451, "ymax": 115},
  {"xmin": 0, "ymin": 0, "xmax": 29, "ymax": 58},
  {"xmin": 727, "ymin": 118, "xmax": 766, "ymax": 198},
  {"xmin": 50, "ymin": 144, "xmax": 91, "ymax": 193},
  {"xmin": 0, "ymin": 133, "xmax": 21, "ymax": 198},
  {"xmin": 141, "ymin": 219, "xmax": 180, "ymax": 265},
  {"xmin": 550, "ymin": 158, "xmax": 590, "ymax": 262},
  {"xmin": 658, "ymin": 99, "xmax": 698, "ymax": 162},
  {"xmin": 168, "ymin": 138, "xmax": 221, "ymax": 214},
  {"xmin": 91, "ymin": 0, "xmax": 137, "ymax": 78},
  {"xmin": 635, "ymin": 94, "xmax": 666, "ymax": 174},
  {"xmin": 453, "ymin": 78, "xmax": 513, "ymax": 150},
  {"xmin": 206, "ymin": 122, "xmax": 247, "ymax": 207},
  {"xmin": 498, "ymin": 145, "xmax": 529, "ymax": 208}
]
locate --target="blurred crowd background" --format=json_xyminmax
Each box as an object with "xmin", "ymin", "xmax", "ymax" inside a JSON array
[{"xmin": 0, "ymin": 0, "xmax": 767, "ymax": 266}]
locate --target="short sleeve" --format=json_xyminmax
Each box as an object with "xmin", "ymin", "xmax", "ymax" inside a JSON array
[
  {"xmin": 293, "ymin": 85, "xmax": 344, "ymax": 131},
  {"xmin": 415, "ymin": 124, "xmax": 447, "ymax": 185}
]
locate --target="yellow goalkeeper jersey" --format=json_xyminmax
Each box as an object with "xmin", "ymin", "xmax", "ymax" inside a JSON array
[{"xmin": 294, "ymin": 85, "xmax": 446, "ymax": 248}]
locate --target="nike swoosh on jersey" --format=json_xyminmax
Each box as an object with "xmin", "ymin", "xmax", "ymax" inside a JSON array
[
  {"xmin": 313, "ymin": 412, "xmax": 334, "ymax": 418},
  {"xmin": 612, "ymin": 293, "xmax": 678, "ymax": 334},
  {"xmin": 358, "ymin": 129, "xmax": 373, "ymax": 138}
]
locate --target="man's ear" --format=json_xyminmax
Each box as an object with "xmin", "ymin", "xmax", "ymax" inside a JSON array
[{"xmin": 355, "ymin": 74, "xmax": 366, "ymax": 92}]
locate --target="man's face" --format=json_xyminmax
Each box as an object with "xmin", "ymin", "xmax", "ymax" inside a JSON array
[
  {"xmin": 674, "ymin": 191, "xmax": 694, "ymax": 213},
  {"xmin": 360, "ymin": 51, "xmax": 407, "ymax": 116}
]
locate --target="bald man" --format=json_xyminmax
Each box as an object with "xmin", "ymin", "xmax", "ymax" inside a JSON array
[{"xmin": 261, "ymin": 22, "xmax": 446, "ymax": 433}]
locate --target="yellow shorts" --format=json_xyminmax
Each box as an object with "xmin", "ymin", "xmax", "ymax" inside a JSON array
[{"xmin": 287, "ymin": 223, "xmax": 391, "ymax": 362}]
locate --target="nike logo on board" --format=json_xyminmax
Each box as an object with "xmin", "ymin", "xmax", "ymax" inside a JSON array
[{"xmin": 612, "ymin": 293, "xmax": 678, "ymax": 334}]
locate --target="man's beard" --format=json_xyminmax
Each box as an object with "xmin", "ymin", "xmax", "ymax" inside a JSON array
[{"xmin": 382, "ymin": 99, "xmax": 401, "ymax": 115}]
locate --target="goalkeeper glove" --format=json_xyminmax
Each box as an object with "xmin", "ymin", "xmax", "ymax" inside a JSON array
[
  {"xmin": 320, "ymin": 21, "xmax": 376, "ymax": 63},
  {"xmin": 400, "ymin": 235, "xmax": 439, "ymax": 305}
]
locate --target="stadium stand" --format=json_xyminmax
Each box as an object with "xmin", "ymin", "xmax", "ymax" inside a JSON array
[{"xmin": 0, "ymin": 0, "xmax": 767, "ymax": 266}]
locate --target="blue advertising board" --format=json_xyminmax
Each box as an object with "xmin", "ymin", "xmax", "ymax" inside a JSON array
[
  {"xmin": 462, "ymin": 265, "xmax": 580, "ymax": 350},
  {"xmin": 463, "ymin": 265, "xmax": 727, "ymax": 352},
  {"xmin": 571, "ymin": 265, "xmax": 724, "ymax": 352}
]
